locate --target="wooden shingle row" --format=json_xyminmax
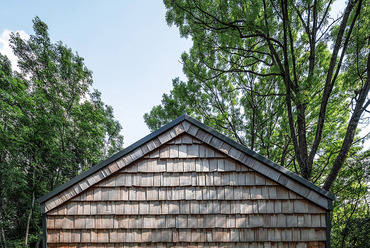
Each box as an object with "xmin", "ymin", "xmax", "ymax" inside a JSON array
[
  {"xmin": 47, "ymin": 227, "xmax": 326, "ymax": 243},
  {"xmin": 166, "ymin": 134, "xmax": 203, "ymax": 145},
  {"xmin": 153, "ymin": 144, "xmax": 227, "ymax": 159},
  {"xmin": 47, "ymin": 242, "xmax": 325, "ymax": 248},
  {"xmin": 96, "ymin": 171, "xmax": 278, "ymax": 188},
  {"xmin": 121, "ymin": 158, "xmax": 253, "ymax": 173},
  {"xmin": 47, "ymin": 213, "xmax": 326, "ymax": 229},
  {"xmin": 69, "ymin": 186, "xmax": 304, "ymax": 202},
  {"xmin": 49, "ymin": 199, "xmax": 324, "ymax": 216}
]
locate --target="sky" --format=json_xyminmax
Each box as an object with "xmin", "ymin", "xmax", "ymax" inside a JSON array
[
  {"xmin": 0, "ymin": 0, "xmax": 368, "ymax": 149},
  {"xmin": 0, "ymin": 1, "xmax": 192, "ymax": 146}
]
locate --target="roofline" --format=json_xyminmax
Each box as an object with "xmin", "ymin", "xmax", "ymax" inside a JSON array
[
  {"xmin": 38, "ymin": 115, "xmax": 186, "ymax": 204},
  {"xmin": 38, "ymin": 114, "xmax": 334, "ymax": 204},
  {"xmin": 182, "ymin": 115, "xmax": 335, "ymax": 200}
]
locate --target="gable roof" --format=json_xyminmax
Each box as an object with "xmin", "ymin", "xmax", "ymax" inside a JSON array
[{"xmin": 38, "ymin": 114, "xmax": 334, "ymax": 212}]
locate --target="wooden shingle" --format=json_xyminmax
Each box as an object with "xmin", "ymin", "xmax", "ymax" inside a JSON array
[{"xmin": 40, "ymin": 115, "xmax": 331, "ymax": 248}]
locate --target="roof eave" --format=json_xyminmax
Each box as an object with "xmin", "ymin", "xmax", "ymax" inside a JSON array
[
  {"xmin": 38, "ymin": 114, "xmax": 335, "ymax": 207},
  {"xmin": 38, "ymin": 115, "xmax": 187, "ymax": 204}
]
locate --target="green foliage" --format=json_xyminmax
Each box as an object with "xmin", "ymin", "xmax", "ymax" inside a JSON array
[
  {"xmin": 146, "ymin": 0, "xmax": 369, "ymax": 245},
  {"xmin": 330, "ymin": 151, "xmax": 370, "ymax": 247},
  {"xmin": 147, "ymin": 0, "xmax": 369, "ymax": 183},
  {"xmin": 0, "ymin": 17, "xmax": 123, "ymax": 247},
  {"xmin": 340, "ymin": 216, "xmax": 370, "ymax": 248}
]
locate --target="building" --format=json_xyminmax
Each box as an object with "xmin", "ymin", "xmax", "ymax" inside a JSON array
[{"xmin": 38, "ymin": 114, "xmax": 334, "ymax": 248}]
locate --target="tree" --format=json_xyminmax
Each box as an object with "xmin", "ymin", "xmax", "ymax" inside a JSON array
[
  {"xmin": 0, "ymin": 17, "xmax": 123, "ymax": 247},
  {"xmin": 146, "ymin": 0, "xmax": 369, "ymax": 191},
  {"xmin": 330, "ymin": 151, "xmax": 370, "ymax": 247}
]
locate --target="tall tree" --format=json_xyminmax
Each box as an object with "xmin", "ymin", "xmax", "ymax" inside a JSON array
[
  {"xmin": 0, "ymin": 17, "xmax": 123, "ymax": 247},
  {"xmin": 329, "ymin": 150, "xmax": 369, "ymax": 247},
  {"xmin": 146, "ymin": 0, "xmax": 369, "ymax": 191}
]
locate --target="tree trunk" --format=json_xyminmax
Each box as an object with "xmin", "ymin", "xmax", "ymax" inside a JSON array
[
  {"xmin": 24, "ymin": 191, "xmax": 35, "ymax": 248},
  {"xmin": 323, "ymin": 53, "xmax": 370, "ymax": 191},
  {"xmin": 1, "ymin": 224, "xmax": 7, "ymax": 248},
  {"xmin": 35, "ymin": 234, "xmax": 42, "ymax": 248}
]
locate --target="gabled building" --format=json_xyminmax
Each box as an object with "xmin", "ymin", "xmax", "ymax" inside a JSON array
[{"xmin": 38, "ymin": 114, "xmax": 334, "ymax": 248}]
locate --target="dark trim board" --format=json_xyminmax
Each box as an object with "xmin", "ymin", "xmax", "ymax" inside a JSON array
[
  {"xmin": 326, "ymin": 211, "xmax": 331, "ymax": 248},
  {"xmin": 41, "ymin": 204, "xmax": 47, "ymax": 248},
  {"xmin": 38, "ymin": 114, "xmax": 334, "ymax": 206}
]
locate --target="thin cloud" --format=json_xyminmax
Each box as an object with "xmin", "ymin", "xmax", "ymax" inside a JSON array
[{"xmin": 0, "ymin": 29, "xmax": 29, "ymax": 72}]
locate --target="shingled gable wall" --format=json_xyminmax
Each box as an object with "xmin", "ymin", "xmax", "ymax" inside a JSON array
[{"xmin": 39, "ymin": 115, "xmax": 334, "ymax": 248}]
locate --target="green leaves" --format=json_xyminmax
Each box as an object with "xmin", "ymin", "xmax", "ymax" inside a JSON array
[
  {"xmin": 147, "ymin": 0, "xmax": 370, "ymax": 245},
  {"xmin": 147, "ymin": 3, "xmax": 369, "ymax": 245},
  {"xmin": 330, "ymin": 151, "xmax": 370, "ymax": 247},
  {"xmin": 0, "ymin": 17, "xmax": 123, "ymax": 247},
  {"xmin": 157, "ymin": 0, "xmax": 369, "ymax": 181}
]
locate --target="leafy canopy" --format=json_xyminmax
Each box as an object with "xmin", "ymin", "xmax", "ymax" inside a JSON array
[
  {"xmin": 146, "ymin": 0, "xmax": 369, "ymax": 190},
  {"xmin": 0, "ymin": 17, "xmax": 123, "ymax": 247}
]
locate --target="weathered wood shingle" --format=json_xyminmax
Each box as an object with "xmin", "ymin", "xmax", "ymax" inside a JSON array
[
  {"xmin": 46, "ymin": 141, "xmax": 327, "ymax": 247},
  {"xmin": 40, "ymin": 115, "xmax": 332, "ymax": 248}
]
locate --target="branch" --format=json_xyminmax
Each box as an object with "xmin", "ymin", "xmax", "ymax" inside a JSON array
[
  {"xmin": 323, "ymin": 47, "xmax": 370, "ymax": 191},
  {"xmin": 309, "ymin": 0, "xmax": 360, "ymax": 163},
  {"xmin": 317, "ymin": 0, "xmax": 334, "ymax": 30},
  {"xmin": 187, "ymin": 0, "xmax": 285, "ymax": 48}
]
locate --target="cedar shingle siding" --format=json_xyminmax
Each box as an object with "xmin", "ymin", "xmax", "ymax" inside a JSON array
[{"xmin": 39, "ymin": 115, "xmax": 333, "ymax": 248}]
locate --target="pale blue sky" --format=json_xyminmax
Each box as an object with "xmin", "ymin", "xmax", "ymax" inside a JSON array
[
  {"xmin": 1, "ymin": 0, "xmax": 368, "ymax": 149},
  {"xmin": 0, "ymin": 1, "xmax": 192, "ymax": 146}
]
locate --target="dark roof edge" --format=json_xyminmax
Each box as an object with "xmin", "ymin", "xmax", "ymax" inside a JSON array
[
  {"xmin": 38, "ymin": 114, "xmax": 334, "ymax": 204},
  {"xmin": 38, "ymin": 115, "xmax": 187, "ymax": 204},
  {"xmin": 183, "ymin": 115, "xmax": 335, "ymax": 201}
]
